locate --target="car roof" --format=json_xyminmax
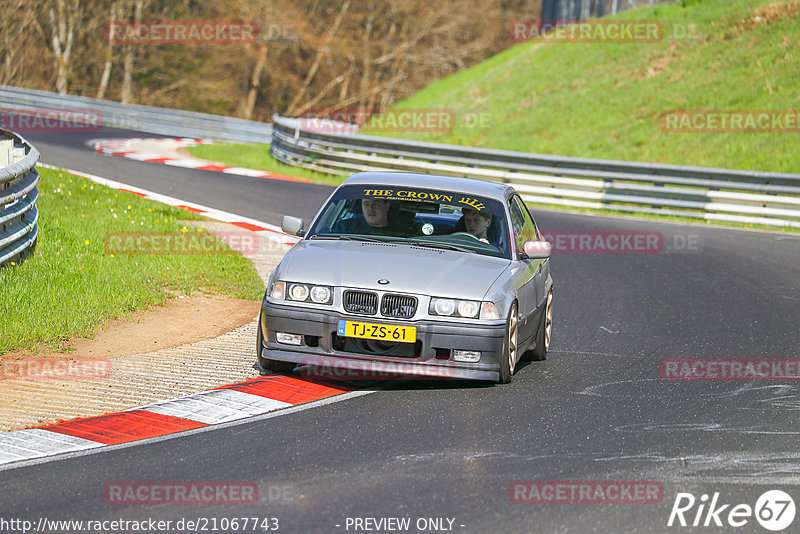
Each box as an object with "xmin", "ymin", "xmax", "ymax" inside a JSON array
[{"xmin": 340, "ymin": 171, "xmax": 515, "ymax": 201}]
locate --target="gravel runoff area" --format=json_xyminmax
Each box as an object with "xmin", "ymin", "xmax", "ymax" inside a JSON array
[{"xmin": 0, "ymin": 222, "xmax": 289, "ymax": 431}]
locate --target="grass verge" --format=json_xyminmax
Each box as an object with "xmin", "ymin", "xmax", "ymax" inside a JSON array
[
  {"xmin": 0, "ymin": 167, "xmax": 265, "ymax": 356},
  {"xmin": 185, "ymin": 143, "xmax": 344, "ymax": 186}
]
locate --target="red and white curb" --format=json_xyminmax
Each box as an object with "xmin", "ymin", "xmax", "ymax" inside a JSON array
[
  {"xmin": 88, "ymin": 137, "xmax": 310, "ymax": 183},
  {"xmin": 0, "ymin": 163, "xmax": 347, "ymax": 468},
  {"xmin": 0, "ymin": 375, "xmax": 358, "ymax": 466}
]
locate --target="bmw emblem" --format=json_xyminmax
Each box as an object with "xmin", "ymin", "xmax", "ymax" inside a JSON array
[{"xmin": 377, "ymin": 279, "xmax": 390, "ymax": 285}]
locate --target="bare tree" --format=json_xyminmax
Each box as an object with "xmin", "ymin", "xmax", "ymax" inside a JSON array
[
  {"xmin": 121, "ymin": 0, "xmax": 144, "ymax": 104},
  {"xmin": 3, "ymin": 0, "xmax": 535, "ymax": 121},
  {"xmin": 235, "ymin": 0, "xmax": 277, "ymax": 119},
  {"xmin": 0, "ymin": 0, "xmax": 38, "ymax": 85},
  {"xmin": 48, "ymin": 0, "xmax": 81, "ymax": 94},
  {"xmin": 97, "ymin": 0, "xmax": 121, "ymax": 99},
  {"xmin": 285, "ymin": 0, "xmax": 351, "ymax": 116}
]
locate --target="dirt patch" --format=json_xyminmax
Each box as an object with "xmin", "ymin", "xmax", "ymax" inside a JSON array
[
  {"xmin": 637, "ymin": 42, "xmax": 679, "ymax": 80},
  {"xmin": 726, "ymin": 0, "xmax": 800, "ymax": 38},
  {"xmin": 176, "ymin": 146, "xmax": 203, "ymax": 159},
  {"xmin": 3, "ymin": 295, "xmax": 260, "ymax": 362}
]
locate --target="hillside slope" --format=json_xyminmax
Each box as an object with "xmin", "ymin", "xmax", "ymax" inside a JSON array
[{"xmin": 368, "ymin": 0, "xmax": 800, "ymax": 174}]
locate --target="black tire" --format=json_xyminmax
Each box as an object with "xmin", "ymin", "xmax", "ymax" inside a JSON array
[
  {"xmin": 528, "ymin": 289, "xmax": 553, "ymax": 361},
  {"xmin": 498, "ymin": 302, "xmax": 519, "ymax": 384},
  {"xmin": 256, "ymin": 311, "xmax": 296, "ymax": 374}
]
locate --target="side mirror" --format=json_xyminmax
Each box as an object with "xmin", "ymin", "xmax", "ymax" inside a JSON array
[
  {"xmin": 281, "ymin": 215, "xmax": 305, "ymax": 237},
  {"xmin": 522, "ymin": 240, "xmax": 552, "ymax": 259}
]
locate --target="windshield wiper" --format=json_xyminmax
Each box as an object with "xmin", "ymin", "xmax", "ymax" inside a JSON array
[
  {"xmin": 408, "ymin": 241, "xmax": 476, "ymax": 253},
  {"xmin": 309, "ymin": 235, "xmax": 381, "ymax": 242},
  {"xmin": 337, "ymin": 235, "xmax": 382, "ymax": 243}
]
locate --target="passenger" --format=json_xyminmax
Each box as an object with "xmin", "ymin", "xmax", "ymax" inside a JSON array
[{"xmin": 461, "ymin": 207, "xmax": 493, "ymax": 244}]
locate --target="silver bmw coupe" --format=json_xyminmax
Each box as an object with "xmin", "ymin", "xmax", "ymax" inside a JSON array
[{"xmin": 258, "ymin": 172, "xmax": 553, "ymax": 383}]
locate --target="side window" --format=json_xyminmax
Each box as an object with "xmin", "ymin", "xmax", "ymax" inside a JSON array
[
  {"xmin": 509, "ymin": 195, "xmax": 537, "ymax": 255},
  {"xmin": 516, "ymin": 195, "xmax": 539, "ymax": 237}
]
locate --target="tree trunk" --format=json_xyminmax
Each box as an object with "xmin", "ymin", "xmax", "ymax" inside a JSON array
[
  {"xmin": 358, "ymin": 13, "xmax": 374, "ymax": 119},
  {"xmin": 121, "ymin": 0, "xmax": 143, "ymax": 104},
  {"xmin": 97, "ymin": 0, "xmax": 119, "ymax": 100},
  {"xmin": 48, "ymin": 0, "xmax": 78, "ymax": 94},
  {"xmin": 240, "ymin": 43, "xmax": 269, "ymax": 120}
]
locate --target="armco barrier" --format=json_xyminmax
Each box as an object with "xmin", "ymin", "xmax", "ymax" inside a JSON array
[
  {"xmin": 1, "ymin": 85, "xmax": 797, "ymax": 229},
  {"xmin": 0, "ymin": 85, "xmax": 272, "ymax": 143},
  {"xmin": 0, "ymin": 130, "xmax": 39, "ymax": 267},
  {"xmin": 270, "ymin": 115, "xmax": 800, "ymax": 229}
]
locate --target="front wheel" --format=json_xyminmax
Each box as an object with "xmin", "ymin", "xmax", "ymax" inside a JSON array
[
  {"xmin": 528, "ymin": 289, "xmax": 553, "ymax": 361},
  {"xmin": 498, "ymin": 302, "xmax": 519, "ymax": 384},
  {"xmin": 256, "ymin": 311, "xmax": 296, "ymax": 374}
]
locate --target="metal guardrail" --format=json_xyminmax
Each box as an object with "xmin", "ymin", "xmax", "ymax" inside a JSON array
[
  {"xmin": 0, "ymin": 85, "xmax": 272, "ymax": 143},
  {"xmin": 270, "ymin": 115, "xmax": 800, "ymax": 229},
  {"xmin": 1, "ymin": 86, "xmax": 797, "ymax": 230},
  {"xmin": 0, "ymin": 130, "xmax": 39, "ymax": 267}
]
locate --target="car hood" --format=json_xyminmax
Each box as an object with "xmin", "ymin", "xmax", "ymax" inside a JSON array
[{"xmin": 279, "ymin": 240, "xmax": 511, "ymax": 299}]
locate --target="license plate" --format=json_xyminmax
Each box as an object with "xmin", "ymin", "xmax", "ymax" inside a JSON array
[{"xmin": 337, "ymin": 320, "xmax": 416, "ymax": 343}]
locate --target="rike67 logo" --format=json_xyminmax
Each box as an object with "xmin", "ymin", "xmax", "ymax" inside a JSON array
[{"xmin": 668, "ymin": 490, "xmax": 795, "ymax": 531}]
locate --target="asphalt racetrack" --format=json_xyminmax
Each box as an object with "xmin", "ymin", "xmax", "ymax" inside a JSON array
[{"xmin": 2, "ymin": 128, "xmax": 799, "ymax": 533}]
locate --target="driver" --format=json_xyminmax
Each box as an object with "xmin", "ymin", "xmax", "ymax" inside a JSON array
[
  {"xmin": 334, "ymin": 198, "xmax": 416, "ymax": 237},
  {"xmin": 361, "ymin": 198, "xmax": 391, "ymax": 229},
  {"xmin": 462, "ymin": 207, "xmax": 493, "ymax": 243}
]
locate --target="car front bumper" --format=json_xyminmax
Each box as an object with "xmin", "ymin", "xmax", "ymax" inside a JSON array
[{"xmin": 259, "ymin": 302, "xmax": 506, "ymax": 381}]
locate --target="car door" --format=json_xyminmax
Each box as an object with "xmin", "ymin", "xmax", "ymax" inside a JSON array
[
  {"xmin": 517, "ymin": 195, "xmax": 549, "ymax": 306},
  {"xmin": 508, "ymin": 195, "xmax": 541, "ymax": 345}
]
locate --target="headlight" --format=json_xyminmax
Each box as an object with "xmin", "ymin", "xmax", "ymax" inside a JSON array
[
  {"xmin": 271, "ymin": 281, "xmax": 333, "ymax": 305},
  {"xmin": 289, "ymin": 284, "xmax": 310, "ymax": 301},
  {"xmin": 430, "ymin": 298, "xmax": 485, "ymax": 318},
  {"xmin": 457, "ymin": 300, "xmax": 480, "ymax": 318},
  {"xmin": 310, "ymin": 286, "xmax": 332, "ymax": 304},
  {"xmin": 433, "ymin": 298, "xmax": 456, "ymax": 316}
]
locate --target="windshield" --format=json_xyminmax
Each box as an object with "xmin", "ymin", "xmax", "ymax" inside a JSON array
[{"xmin": 307, "ymin": 185, "xmax": 511, "ymax": 259}]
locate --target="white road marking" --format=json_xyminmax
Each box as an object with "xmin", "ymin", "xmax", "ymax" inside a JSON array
[
  {"xmin": 0, "ymin": 429, "xmax": 103, "ymax": 463},
  {"xmin": 141, "ymin": 389, "xmax": 292, "ymax": 425}
]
